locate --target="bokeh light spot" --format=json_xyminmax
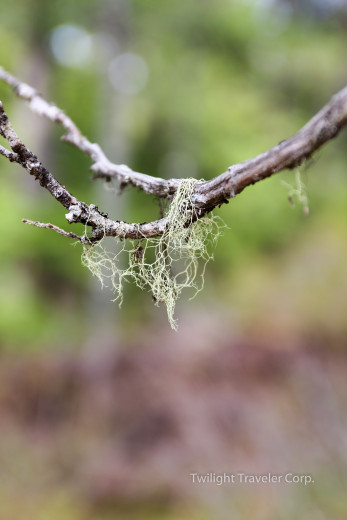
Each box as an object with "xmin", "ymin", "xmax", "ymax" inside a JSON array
[
  {"xmin": 108, "ymin": 53, "xmax": 149, "ymax": 95},
  {"xmin": 50, "ymin": 25, "xmax": 92, "ymax": 68}
]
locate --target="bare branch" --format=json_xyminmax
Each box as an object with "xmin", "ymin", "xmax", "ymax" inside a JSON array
[
  {"xmin": 193, "ymin": 86, "xmax": 347, "ymax": 212},
  {"xmin": 1, "ymin": 66, "xmax": 347, "ymax": 243},
  {"xmin": 0, "ymin": 101, "xmax": 168, "ymax": 240},
  {"xmin": 0, "ymin": 66, "xmax": 179, "ymax": 198},
  {"xmin": 1, "ymin": 67, "xmax": 346, "ymax": 217},
  {"xmin": 0, "ymin": 100, "xmax": 80, "ymax": 210}
]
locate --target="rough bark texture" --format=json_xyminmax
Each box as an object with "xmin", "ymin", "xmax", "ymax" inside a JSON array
[{"xmin": 0, "ymin": 66, "xmax": 346, "ymax": 241}]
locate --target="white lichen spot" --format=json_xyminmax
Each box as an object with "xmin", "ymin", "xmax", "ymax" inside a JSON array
[{"xmin": 66, "ymin": 204, "xmax": 83, "ymax": 223}]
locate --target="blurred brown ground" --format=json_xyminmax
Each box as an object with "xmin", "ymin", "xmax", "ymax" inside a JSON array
[{"xmin": 0, "ymin": 318, "xmax": 346, "ymax": 517}]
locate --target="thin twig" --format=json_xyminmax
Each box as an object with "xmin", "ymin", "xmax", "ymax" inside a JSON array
[
  {"xmin": 0, "ymin": 143, "xmax": 19, "ymax": 162},
  {"xmin": 22, "ymin": 219, "xmax": 84, "ymax": 241}
]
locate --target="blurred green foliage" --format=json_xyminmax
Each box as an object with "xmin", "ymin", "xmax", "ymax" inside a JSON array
[{"xmin": 0, "ymin": 0, "xmax": 346, "ymax": 349}]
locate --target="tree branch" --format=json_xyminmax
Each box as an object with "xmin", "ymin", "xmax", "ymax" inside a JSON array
[
  {"xmin": 0, "ymin": 66, "xmax": 347, "ymax": 239},
  {"xmin": 0, "ymin": 101, "xmax": 168, "ymax": 240},
  {"xmin": 193, "ymin": 85, "xmax": 347, "ymax": 212},
  {"xmin": 0, "ymin": 66, "xmax": 180, "ymax": 198}
]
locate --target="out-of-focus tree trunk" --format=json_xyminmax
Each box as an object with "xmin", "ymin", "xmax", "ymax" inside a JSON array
[{"xmin": 85, "ymin": 0, "xmax": 134, "ymax": 349}]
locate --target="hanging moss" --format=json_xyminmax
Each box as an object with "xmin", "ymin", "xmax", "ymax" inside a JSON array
[
  {"xmin": 81, "ymin": 178, "xmax": 223, "ymax": 329},
  {"xmin": 282, "ymin": 169, "xmax": 309, "ymax": 216}
]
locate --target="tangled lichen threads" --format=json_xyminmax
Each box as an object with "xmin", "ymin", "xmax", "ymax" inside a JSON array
[
  {"xmin": 81, "ymin": 178, "xmax": 223, "ymax": 329},
  {"xmin": 81, "ymin": 240, "xmax": 130, "ymax": 306},
  {"xmin": 282, "ymin": 169, "xmax": 309, "ymax": 216}
]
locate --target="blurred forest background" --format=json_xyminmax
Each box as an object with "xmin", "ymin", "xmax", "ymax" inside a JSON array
[{"xmin": 0, "ymin": 0, "xmax": 346, "ymax": 519}]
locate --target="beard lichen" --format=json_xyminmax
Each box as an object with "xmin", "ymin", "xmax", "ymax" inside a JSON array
[
  {"xmin": 81, "ymin": 178, "xmax": 223, "ymax": 329},
  {"xmin": 282, "ymin": 169, "xmax": 309, "ymax": 216}
]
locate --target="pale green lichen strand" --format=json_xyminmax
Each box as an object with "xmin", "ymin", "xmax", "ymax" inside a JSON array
[
  {"xmin": 282, "ymin": 169, "xmax": 309, "ymax": 215},
  {"xmin": 81, "ymin": 178, "xmax": 223, "ymax": 329}
]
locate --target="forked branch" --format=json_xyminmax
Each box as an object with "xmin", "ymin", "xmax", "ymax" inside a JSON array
[
  {"xmin": 0, "ymin": 99, "xmax": 169, "ymax": 241},
  {"xmin": 0, "ymin": 66, "xmax": 347, "ymax": 242}
]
